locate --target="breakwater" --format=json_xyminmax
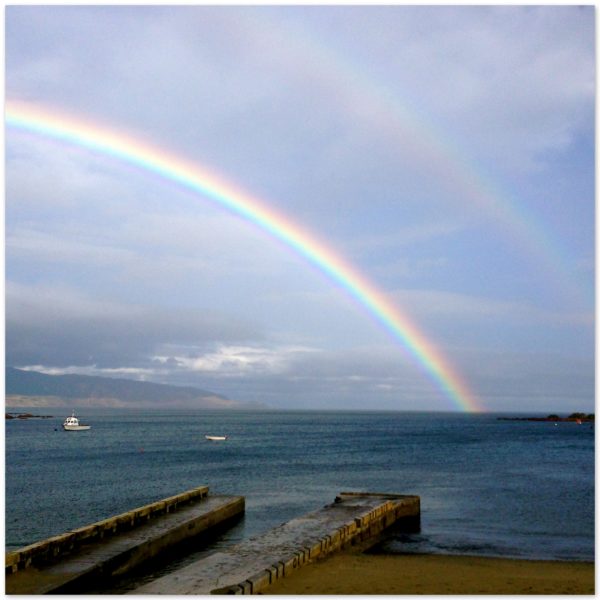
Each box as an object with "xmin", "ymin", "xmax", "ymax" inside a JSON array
[
  {"xmin": 5, "ymin": 486, "xmax": 244, "ymax": 594},
  {"xmin": 5, "ymin": 489, "xmax": 419, "ymax": 595},
  {"xmin": 131, "ymin": 491, "xmax": 420, "ymax": 595}
]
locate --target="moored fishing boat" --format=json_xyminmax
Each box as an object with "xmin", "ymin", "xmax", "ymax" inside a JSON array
[{"xmin": 63, "ymin": 412, "xmax": 91, "ymax": 431}]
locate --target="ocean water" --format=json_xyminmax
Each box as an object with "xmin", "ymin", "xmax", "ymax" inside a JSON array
[{"xmin": 5, "ymin": 409, "xmax": 594, "ymax": 565}]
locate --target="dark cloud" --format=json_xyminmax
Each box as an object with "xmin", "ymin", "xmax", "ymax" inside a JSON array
[{"xmin": 6, "ymin": 283, "xmax": 262, "ymax": 369}]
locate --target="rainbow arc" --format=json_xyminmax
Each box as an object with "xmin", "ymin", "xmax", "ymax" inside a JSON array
[{"xmin": 6, "ymin": 100, "xmax": 483, "ymax": 412}]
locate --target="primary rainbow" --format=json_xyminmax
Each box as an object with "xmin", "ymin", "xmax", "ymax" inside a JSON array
[{"xmin": 5, "ymin": 100, "xmax": 483, "ymax": 412}]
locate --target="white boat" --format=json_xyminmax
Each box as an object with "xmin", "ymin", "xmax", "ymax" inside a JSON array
[
  {"xmin": 62, "ymin": 412, "xmax": 91, "ymax": 431},
  {"xmin": 205, "ymin": 435, "xmax": 227, "ymax": 441}
]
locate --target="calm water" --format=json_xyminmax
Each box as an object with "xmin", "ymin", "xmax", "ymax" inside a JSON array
[{"xmin": 5, "ymin": 409, "xmax": 595, "ymax": 564}]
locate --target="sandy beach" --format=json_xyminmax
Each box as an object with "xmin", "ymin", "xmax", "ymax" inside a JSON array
[{"xmin": 265, "ymin": 553, "xmax": 594, "ymax": 595}]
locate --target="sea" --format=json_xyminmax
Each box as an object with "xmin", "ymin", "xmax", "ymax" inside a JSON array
[{"xmin": 5, "ymin": 409, "xmax": 595, "ymax": 571}]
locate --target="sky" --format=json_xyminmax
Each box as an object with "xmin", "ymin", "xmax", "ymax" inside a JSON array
[{"xmin": 5, "ymin": 5, "xmax": 595, "ymax": 412}]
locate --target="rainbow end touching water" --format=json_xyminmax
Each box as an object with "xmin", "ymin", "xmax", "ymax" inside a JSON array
[{"xmin": 5, "ymin": 100, "xmax": 484, "ymax": 412}]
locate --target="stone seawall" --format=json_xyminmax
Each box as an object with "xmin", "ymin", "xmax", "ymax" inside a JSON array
[
  {"xmin": 6, "ymin": 490, "xmax": 419, "ymax": 595},
  {"xmin": 131, "ymin": 491, "xmax": 420, "ymax": 595},
  {"xmin": 5, "ymin": 486, "xmax": 245, "ymax": 595},
  {"xmin": 6, "ymin": 484, "xmax": 210, "ymax": 575}
]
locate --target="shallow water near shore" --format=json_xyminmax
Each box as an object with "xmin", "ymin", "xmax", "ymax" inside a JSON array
[{"xmin": 5, "ymin": 409, "xmax": 594, "ymax": 565}]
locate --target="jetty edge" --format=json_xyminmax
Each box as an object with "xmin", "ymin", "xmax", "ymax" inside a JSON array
[
  {"xmin": 5, "ymin": 485, "xmax": 244, "ymax": 595},
  {"xmin": 130, "ymin": 491, "xmax": 420, "ymax": 595}
]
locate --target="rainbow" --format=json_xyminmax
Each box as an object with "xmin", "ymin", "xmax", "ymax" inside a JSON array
[
  {"xmin": 240, "ymin": 10, "xmax": 591, "ymax": 308},
  {"xmin": 5, "ymin": 99, "xmax": 483, "ymax": 412}
]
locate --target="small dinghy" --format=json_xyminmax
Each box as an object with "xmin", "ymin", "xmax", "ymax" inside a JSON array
[{"xmin": 205, "ymin": 435, "xmax": 227, "ymax": 441}]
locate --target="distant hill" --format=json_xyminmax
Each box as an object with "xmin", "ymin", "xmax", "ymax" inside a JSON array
[{"xmin": 5, "ymin": 367, "xmax": 265, "ymax": 409}]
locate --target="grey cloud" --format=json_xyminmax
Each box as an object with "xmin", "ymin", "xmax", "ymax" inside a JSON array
[
  {"xmin": 468, "ymin": 350, "xmax": 594, "ymax": 413},
  {"xmin": 6, "ymin": 283, "xmax": 262, "ymax": 369},
  {"xmin": 394, "ymin": 289, "xmax": 594, "ymax": 327},
  {"xmin": 150, "ymin": 345, "xmax": 442, "ymax": 410},
  {"xmin": 5, "ymin": 6, "xmax": 594, "ymax": 411},
  {"xmin": 9, "ymin": 7, "xmax": 593, "ymax": 198},
  {"xmin": 152, "ymin": 342, "xmax": 594, "ymax": 412}
]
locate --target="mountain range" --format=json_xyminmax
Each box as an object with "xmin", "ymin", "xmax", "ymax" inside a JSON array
[{"xmin": 5, "ymin": 367, "xmax": 265, "ymax": 409}]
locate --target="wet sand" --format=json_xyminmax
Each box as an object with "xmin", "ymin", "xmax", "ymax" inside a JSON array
[{"xmin": 265, "ymin": 553, "xmax": 594, "ymax": 595}]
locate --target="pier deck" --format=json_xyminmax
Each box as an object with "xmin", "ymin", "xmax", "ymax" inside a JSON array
[
  {"xmin": 131, "ymin": 491, "xmax": 420, "ymax": 595},
  {"xmin": 5, "ymin": 487, "xmax": 244, "ymax": 595}
]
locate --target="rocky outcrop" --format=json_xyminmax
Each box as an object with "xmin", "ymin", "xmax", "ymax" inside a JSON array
[
  {"xmin": 5, "ymin": 412, "xmax": 53, "ymax": 420},
  {"xmin": 498, "ymin": 413, "xmax": 594, "ymax": 422}
]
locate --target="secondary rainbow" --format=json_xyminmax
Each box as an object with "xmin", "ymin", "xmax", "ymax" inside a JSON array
[
  {"xmin": 5, "ymin": 100, "xmax": 483, "ymax": 412},
  {"xmin": 240, "ymin": 11, "xmax": 590, "ymax": 308}
]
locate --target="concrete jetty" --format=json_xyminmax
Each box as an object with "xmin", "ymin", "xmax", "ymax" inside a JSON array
[
  {"xmin": 5, "ymin": 486, "xmax": 244, "ymax": 595},
  {"xmin": 131, "ymin": 491, "xmax": 420, "ymax": 595}
]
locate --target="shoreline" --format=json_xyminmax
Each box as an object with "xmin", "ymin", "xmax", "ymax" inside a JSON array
[{"xmin": 264, "ymin": 552, "xmax": 595, "ymax": 595}]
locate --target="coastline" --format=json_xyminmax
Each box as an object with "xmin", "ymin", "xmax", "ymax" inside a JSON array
[{"xmin": 264, "ymin": 552, "xmax": 595, "ymax": 595}]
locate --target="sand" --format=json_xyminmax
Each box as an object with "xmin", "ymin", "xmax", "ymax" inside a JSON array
[{"xmin": 264, "ymin": 553, "xmax": 594, "ymax": 595}]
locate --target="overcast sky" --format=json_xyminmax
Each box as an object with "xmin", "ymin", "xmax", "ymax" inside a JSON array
[{"xmin": 5, "ymin": 5, "xmax": 595, "ymax": 412}]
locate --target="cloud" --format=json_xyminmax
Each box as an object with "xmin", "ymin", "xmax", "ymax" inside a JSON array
[
  {"xmin": 467, "ymin": 350, "xmax": 594, "ymax": 412},
  {"xmin": 19, "ymin": 364, "xmax": 158, "ymax": 381},
  {"xmin": 7, "ymin": 227, "xmax": 137, "ymax": 267},
  {"xmin": 342, "ymin": 6, "xmax": 595, "ymax": 173},
  {"xmin": 153, "ymin": 344, "xmax": 319, "ymax": 378},
  {"xmin": 388, "ymin": 289, "xmax": 594, "ymax": 362},
  {"xmin": 6, "ymin": 282, "xmax": 262, "ymax": 369},
  {"xmin": 152, "ymin": 344, "xmax": 442, "ymax": 410},
  {"xmin": 5, "ymin": 6, "xmax": 594, "ymax": 411},
  {"xmin": 6, "ymin": 280, "xmax": 594, "ymax": 412},
  {"xmin": 8, "ymin": 7, "xmax": 593, "ymax": 199},
  {"xmin": 393, "ymin": 289, "xmax": 594, "ymax": 327}
]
